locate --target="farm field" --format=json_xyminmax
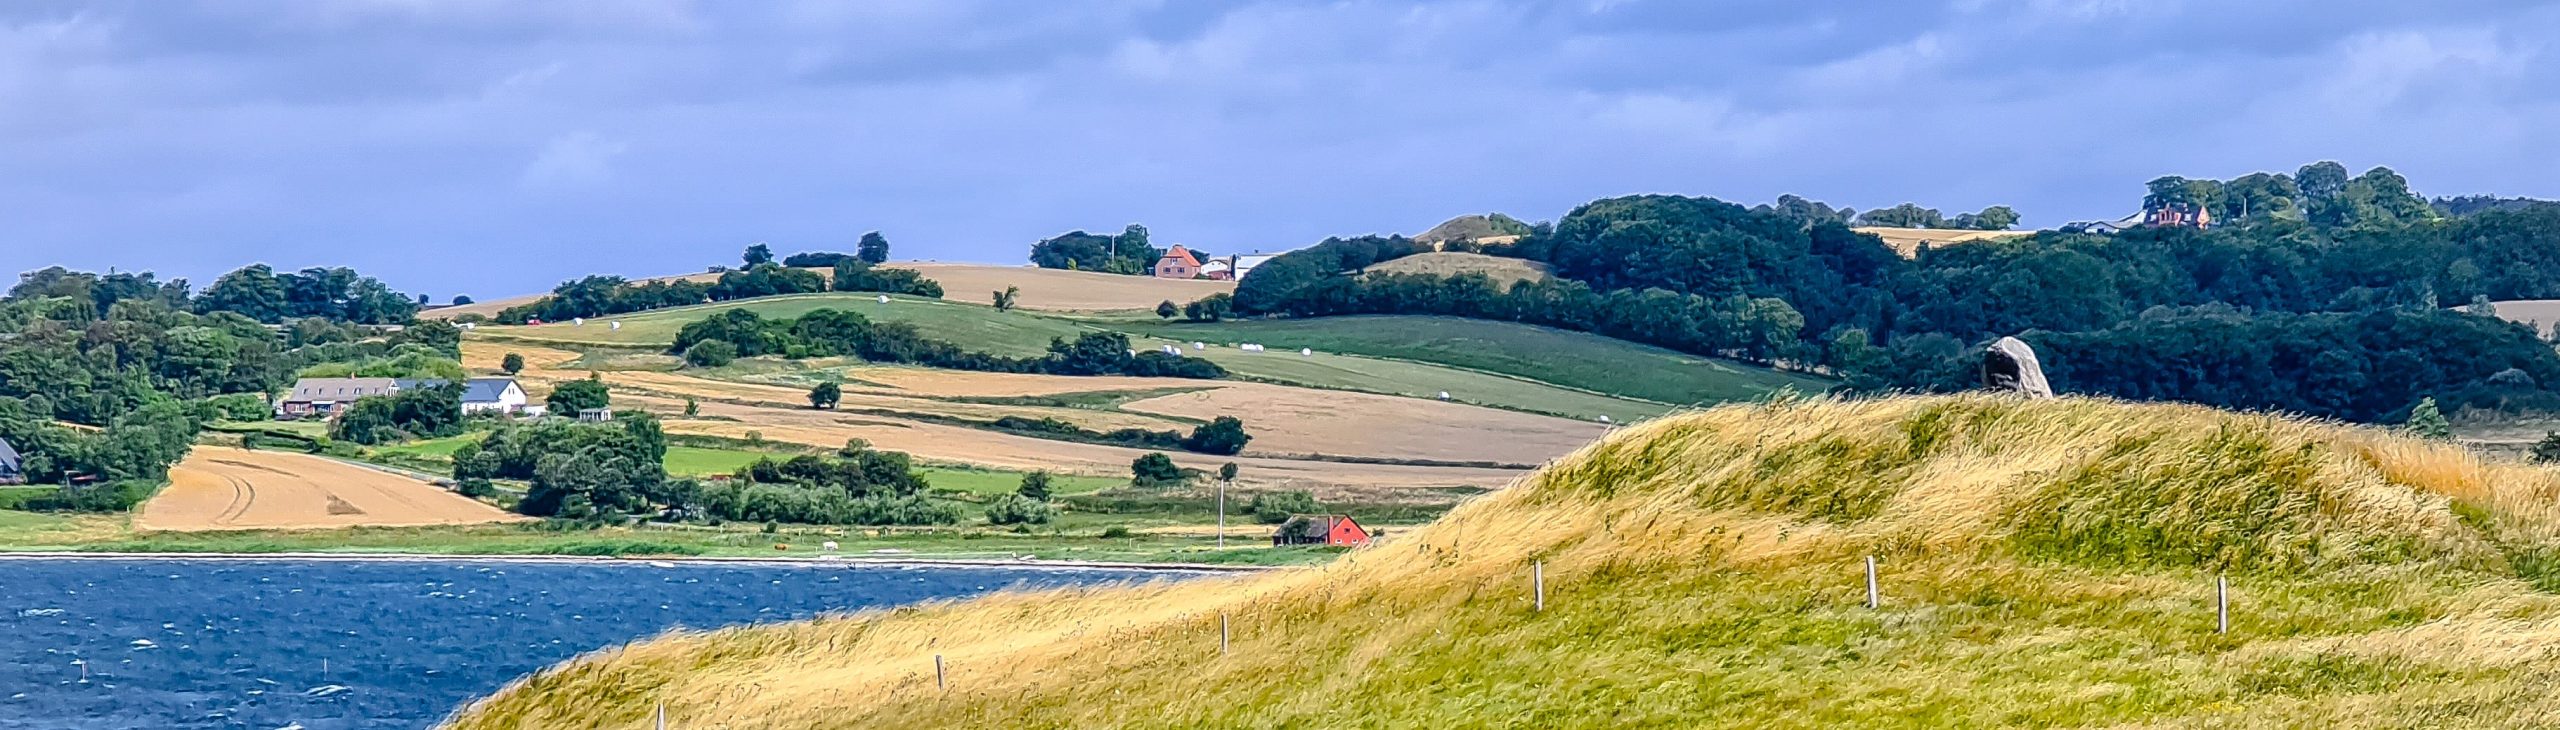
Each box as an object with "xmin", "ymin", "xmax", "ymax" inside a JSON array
[
  {"xmin": 2487, "ymin": 299, "xmax": 2560, "ymax": 336},
  {"xmin": 1131, "ymin": 314, "xmax": 1830, "ymax": 407},
  {"xmin": 1363, "ymin": 251, "xmax": 1552, "ymax": 288},
  {"xmin": 476, "ymin": 293, "xmax": 1095, "ymax": 356},
  {"xmin": 898, "ymin": 262, "xmax": 1232, "ymax": 311},
  {"xmin": 1852, "ymin": 225, "xmax": 2032, "ymax": 257},
  {"xmin": 1121, "ymin": 384, "xmax": 1607, "ymax": 463},
  {"xmin": 139, "ymin": 446, "xmax": 527, "ymax": 532}
]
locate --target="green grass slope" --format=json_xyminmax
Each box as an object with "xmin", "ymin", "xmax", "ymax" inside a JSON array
[
  {"xmin": 1135, "ymin": 314, "xmax": 1831, "ymax": 406},
  {"xmin": 476, "ymin": 294, "xmax": 1097, "ymax": 356},
  {"xmin": 449, "ymin": 395, "xmax": 2560, "ymax": 729}
]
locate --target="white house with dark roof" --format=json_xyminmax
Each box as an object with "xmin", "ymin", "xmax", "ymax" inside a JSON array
[{"xmin": 461, "ymin": 378, "xmax": 529, "ymax": 416}]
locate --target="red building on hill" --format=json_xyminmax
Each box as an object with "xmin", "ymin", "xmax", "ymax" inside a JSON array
[
  {"xmin": 1153, "ymin": 245, "xmax": 1202, "ymax": 279},
  {"xmin": 1272, "ymin": 514, "xmax": 1372, "ymax": 547}
]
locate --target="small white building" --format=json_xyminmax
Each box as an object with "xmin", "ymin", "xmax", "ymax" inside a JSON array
[{"xmin": 461, "ymin": 378, "xmax": 530, "ymax": 416}]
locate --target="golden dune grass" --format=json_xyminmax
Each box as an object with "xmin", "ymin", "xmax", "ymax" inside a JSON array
[{"xmin": 448, "ymin": 395, "xmax": 2560, "ymax": 728}]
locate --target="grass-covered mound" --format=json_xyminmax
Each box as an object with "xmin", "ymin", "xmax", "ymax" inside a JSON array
[{"xmin": 443, "ymin": 396, "xmax": 2560, "ymax": 729}]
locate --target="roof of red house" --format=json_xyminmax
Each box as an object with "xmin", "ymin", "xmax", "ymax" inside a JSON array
[
  {"xmin": 1159, "ymin": 245, "xmax": 1200, "ymax": 267},
  {"xmin": 1275, "ymin": 514, "xmax": 1361, "ymax": 539}
]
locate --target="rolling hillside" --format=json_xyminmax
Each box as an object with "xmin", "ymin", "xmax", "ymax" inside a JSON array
[
  {"xmin": 474, "ymin": 293, "xmax": 1097, "ymax": 356},
  {"xmin": 449, "ymin": 395, "xmax": 2560, "ymax": 728},
  {"xmin": 1363, "ymin": 251, "xmax": 1552, "ymax": 289},
  {"xmin": 1134, "ymin": 314, "xmax": 1830, "ymax": 407}
]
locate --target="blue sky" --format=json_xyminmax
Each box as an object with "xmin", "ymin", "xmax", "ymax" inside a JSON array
[{"xmin": 5, "ymin": 0, "xmax": 2557, "ymax": 300}]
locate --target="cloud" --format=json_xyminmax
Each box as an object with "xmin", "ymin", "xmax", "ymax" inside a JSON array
[
  {"xmin": 2, "ymin": 0, "xmax": 2559, "ymax": 298},
  {"xmin": 519, "ymin": 131, "xmax": 628, "ymax": 190}
]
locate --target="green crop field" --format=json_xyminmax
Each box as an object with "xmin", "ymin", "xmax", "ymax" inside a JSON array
[
  {"xmin": 477, "ymin": 294, "xmax": 1096, "ymax": 356},
  {"xmin": 1130, "ymin": 315, "xmax": 1831, "ymax": 407}
]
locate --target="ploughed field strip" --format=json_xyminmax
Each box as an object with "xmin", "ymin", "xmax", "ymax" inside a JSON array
[{"xmin": 140, "ymin": 446, "xmax": 528, "ymax": 532}]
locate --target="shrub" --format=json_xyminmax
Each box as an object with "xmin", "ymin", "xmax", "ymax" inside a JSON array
[
  {"xmin": 197, "ymin": 393, "xmax": 270, "ymax": 422},
  {"xmin": 1100, "ymin": 526, "xmax": 1132, "ymax": 539},
  {"xmin": 1131, "ymin": 452, "xmax": 1185, "ymax": 488},
  {"xmin": 1018, "ymin": 470, "xmax": 1055, "ymax": 501},
  {"xmin": 456, "ymin": 478, "xmax": 497, "ymax": 499},
  {"xmin": 683, "ymin": 340, "xmax": 738, "ymax": 367},
  {"xmin": 1182, "ymin": 416, "xmax": 1252, "ymax": 456},
  {"xmin": 985, "ymin": 493, "xmax": 1057, "ymax": 525},
  {"xmin": 1249, "ymin": 490, "xmax": 1321, "ymax": 524}
]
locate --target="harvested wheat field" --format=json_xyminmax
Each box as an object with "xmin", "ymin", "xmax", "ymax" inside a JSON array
[
  {"xmin": 896, "ymin": 263, "xmax": 1232, "ymax": 311},
  {"xmin": 1853, "ymin": 226, "xmax": 2031, "ymax": 257},
  {"xmin": 1122, "ymin": 384, "xmax": 1605, "ymax": 464},
  {"xmin": 634, "ymin": 394, "xmax": 1531, "ymax": 494},
  {"xmin": 552, "ymin": 369, "xmax": 1189, "ymax": 434},
  {"xmin": 140, "ymin": 446, "xmax": 526, "ymax": 532}
]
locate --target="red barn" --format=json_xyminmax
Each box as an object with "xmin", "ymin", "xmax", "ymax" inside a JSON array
[{"xmin": 1272, "ymin": 514, "xmax": 1371, "ymax": 547}]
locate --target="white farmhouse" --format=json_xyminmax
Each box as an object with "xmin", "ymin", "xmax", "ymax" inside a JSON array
[{"xmin": 462, "ymin": 378, "xmax": 530, "ymax": 416}]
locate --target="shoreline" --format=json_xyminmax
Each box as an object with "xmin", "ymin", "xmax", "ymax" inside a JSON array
[{"xmin": 0, "ymin": 550, "xmax": 1271, "ymax": 574}]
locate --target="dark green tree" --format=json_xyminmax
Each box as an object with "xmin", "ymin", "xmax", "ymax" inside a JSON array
[
  {"xmin": 501, "ymin": 352, "xmax": 525, "ymax": 375},
  {"xmin": 1017, "ymin": 470, "xmax": 1055, "ymax": 501},
  {"xmin": 2533, "ymin": 432, "xmax": 2560, "ymax": 464},
  {"xmin": 744, "ymin": 243, "xmax": 775, "ymax": 267},
  {"xmin": 857, "ymin": 231, "xmax": 891, "ymax": 265},
  {"xmin": 809, "ymin": 381, "xmax": 842, "ymax": 410},
  {"xmin": 546, "ymin": 376, "xmax": 610, "ymax": 414},
  {"xmin": 993, "ymin": 286, "xmax": 1019, "ymax": 312},
  {"xmin": 1155, "ymin": 300, "xmax": 1178, "ymax": 319},
  {"xmin": 2403, "ymin": 397, "xmax": 2452, "ymax": 441},
  {"xmin": 1182, "ymin": 416, "xmax": 1252, "ymax": 455},
  {"xmin": 1130, "ymin": 452, "xmax": 1184, "ymax": 488}
]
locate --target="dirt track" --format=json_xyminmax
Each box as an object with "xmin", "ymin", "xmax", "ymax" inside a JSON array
[{"xmin": 139, "ymin": 447, "xmax": 527, "ymax": 532}]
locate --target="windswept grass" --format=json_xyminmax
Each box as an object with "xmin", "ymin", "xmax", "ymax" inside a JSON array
[{"xmin": 446, "ymin": 395, "xmax": 2560, "ymax": 729}]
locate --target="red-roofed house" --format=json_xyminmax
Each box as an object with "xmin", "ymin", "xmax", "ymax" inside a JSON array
[
  {"xmin": 1153, "ymin": 246, "xmax": 1202, "ymax": 279},
  {"xmin": 1272, "ymin": 514, "xmax": 1372, "ymax": 547}
]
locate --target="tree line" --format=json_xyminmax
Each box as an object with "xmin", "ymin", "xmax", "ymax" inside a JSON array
[
  {"xmin": 14, "ymin": 263, "xmax": 421, "ymax": 325},
  {"xmin": 1028, "ymin": 224, "xmax": 1162, "ymax": 274},
  {"xmin": 1231, "ymin": 164, "xmax": 2560, "ymax": 422},
  {"xmin": 496, "ymin": 242, "xmax": 942, "ymax": 324}
]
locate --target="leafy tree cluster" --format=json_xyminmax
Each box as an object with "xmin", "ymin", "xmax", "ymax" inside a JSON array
[
  {"xmin": 984, "ymin": 415, "xmax": 1252, "ymax": 456},
  {"xmin": 696, "ymin": 446, "xmax": 957, "ymax": 526},
  {"xmin": 1028, "ymin": 224, "xmax": 1161, "ymax": 274},
  {"xmin": 453, "ymin": 412, "xmax": 681, "ymax": 519},
  {"xmin": 1232, "ymin": 167, "xmax": 2560, "ymax": 422},
  {"xmin": 1130, "ymin": 452, "xmax": 1186, "ymax": 488},
  {"xmin": 328, "ymin": 382, "xmax": 465, "ymax": 445},
  {"xmin": 1247, "ymin": 490, "xmax": 1320, "ymax": 524},
  {"xmin": 0, "ymin": 397, "xmax": 201, "ymax": 504},
  {"xmin": 546, "ymin": 377, "xmax": 611, "ymax": 415},
  {"xmin": 831, "ymin": 260, "xmax": 943, "ymax": 297},
  {"xmin": 193, "ymin": 264, "xmax": 420, "ymax": 324},
  {"xmin": 1851, "ymin": 203, "xmax": 2020, "ymax": 230},
  {"xmin": 668, "ymin": 309, "xmax": 1225, "ymax": 379},
  {"xmin": 498, "ymin": 259, "xmax": 942, "ymax": 324}
]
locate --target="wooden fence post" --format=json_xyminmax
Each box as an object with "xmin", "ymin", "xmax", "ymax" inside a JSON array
[
  {"xmin": 1533, "ymin": 560, "xmax": 1546, "ymax": 612},
  {"xmin": 935, "ymin": 654, "xmax": 946, "ymax": 691},
  {"xmin": 1865, "ymin": 555, "xmax": 1880, "ymax": 610},
  {"xmin": 2216, "ymin": 575, "xmax": 2229, "ymax": 634},
  {"xmin": 1220, "ymin": 613, "xmax": 1230, "ymax": 655}
]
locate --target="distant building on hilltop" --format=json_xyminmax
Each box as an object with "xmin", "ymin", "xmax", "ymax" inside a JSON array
[
  {"xmin": 1153, "ymin": 245, "xmax": 1202, "ymax": 279},
  {"xmin": 2144, "ymin": 201, "xmax": 2213, "ymax": 228},
  {"xmin": 1272, "ymin": 514, "xmax": 1372, "ymax": 547}
]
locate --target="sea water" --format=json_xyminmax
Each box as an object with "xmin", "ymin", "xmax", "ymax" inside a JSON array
[{"xmin": 0, "ymin": 557, "xmax": 1166, "ymax": 729}]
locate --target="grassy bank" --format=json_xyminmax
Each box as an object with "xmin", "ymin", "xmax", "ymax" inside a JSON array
[
  {"xmin": 448, "ymin": 395, "xmax": 2560, "ymax": 729},
  {"xmin": 0, "ymin": 512, "xmax": 1342, "ymax": 566}
]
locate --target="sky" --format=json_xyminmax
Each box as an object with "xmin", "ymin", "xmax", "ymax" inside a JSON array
[{"xmin": 5, "ymin": 0, "xmax": 2559, "ymax": 301}]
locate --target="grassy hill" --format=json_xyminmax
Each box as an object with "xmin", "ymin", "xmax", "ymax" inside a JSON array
[
  {"xmin": 1134, "ymin": 314, "xmax": 1830, "ymax": 407},
  {"xmin": 473, "ymin": 295, "xmax": 1800, "ymax": 419},
  {"xmin": 448, "ymin": 395, "xmax": 2560, "ymax": 728},
  {"xmin": 475, "ymin": 294, "xmax": 1098, "ymax": 356}
]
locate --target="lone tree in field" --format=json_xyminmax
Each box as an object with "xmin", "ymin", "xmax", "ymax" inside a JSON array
[
  {"xmin": 993, "ymin": 286, "xmax": 1020, "ymax": 312},
  {"xmin": 1131, "ymin": 452, "xmax": 1184, "ymax": 488},
  {"xmin": 1018, "ymin": 470, "xmax": 1054, "ymax": 502},
  {"xmin": 545, "ymin": 375, "xmax": 610, "ymax": 414},
  {"xmin": 2404, "ymin": 397, "xmax": 2453, "ymax": 441},
  {"xmin": 744, "ymin": 243, "xmax": 775, "ymax": 267},
  {"xmin": 501, "ymin": 352, "xmax": 525, "ymax": 375},
  {"xmin": 809, "ymin": 381, "xmax": 842, "ymax": 410},
  {"xmin": 857, "ymin": 231, "xmax": 891, "ymax": 265},
  {"xmin": 1155, "ymin": 300, "xmax": 1178, "ymax": 319},
  {"xmin": 1218, "ymin": 462, "xmax": 1239, "ymax": 483},
  {"xmin": 1182, "ymin": 416, "xmax": 1252, "ymax": 456}
]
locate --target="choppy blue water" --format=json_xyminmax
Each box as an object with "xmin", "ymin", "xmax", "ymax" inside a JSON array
[{"xmin": 0, "ymin": 557, "xmax": 1165, "ymax": 729}]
